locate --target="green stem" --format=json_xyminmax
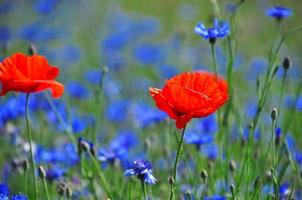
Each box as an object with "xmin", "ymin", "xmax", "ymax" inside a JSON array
[
  {"xmin": 201, "ymin": 179, "xmax": 207, "ymax": 200},
  {"xmin": 44, "ymin": 93, "xmax": 76, "ymax": 145},
  {"xmin": 271, "ymin": 119, "xmax": 276, "ymax": 167},
  {"xmin": 24, "ymin": 170, "xmax": 28, "ymax": 196},
  {"xmin": 211, "ymin": 44, "xmax": 218, "ymax": 78},
  {"xmin": 278, "ymin": 69, "xmax": 287, "ymax": 118},
  {"xmin": 88, "ymin": 151, "xmax": 112, "ymax": 199},
  {"xmin": 42, "ymin": 178, "xmax": 50, "ymax": 200},
  {"xmin": 141, "ymin": 180, "xmax": 147, "ymax": 200},
  {"xmin": 25, "ymin": 94, "xmax": 38, "ymax": 200},
  {"xmin": 211, "ymin": 43, "xmax": 223, "ymax": 163},
  {"xmin": 169, "ymin": 125, "xmax": 186, "ymax": 200}
]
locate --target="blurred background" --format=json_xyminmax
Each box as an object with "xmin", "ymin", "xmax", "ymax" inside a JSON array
[{"xmin": 1, "ymin": 0, "xmax": 302, "ymax": 199}]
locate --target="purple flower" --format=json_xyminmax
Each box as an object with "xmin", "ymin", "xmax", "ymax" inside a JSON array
[
  {"xmin": 266, "ymin": 6, "xmax": 292, "ymax": 21},
  {"xmin": 125, "ymin": 160, "xmax": 156, "ymax": 184},
  {"xmin": 195, "ymin": 18, "xmax": 230, "ymax": 44}
]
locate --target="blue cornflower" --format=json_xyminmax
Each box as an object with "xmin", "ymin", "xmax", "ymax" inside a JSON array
[
  {"xmin": 266, "ymin": 6, "xmax": 292, "ymax": 21},
  {"xmin": 0, "ymin": 184, "xmax": 9, "ymax": 197},
  {"xmin": 0, "ymin": 194, "xmax": 8, "ymax": 200},
  {"xmin": 34, "ymin": 0, "xmax": 58, "ymax": 14},
  {"xmin": 11, "ymin": 194, "xmax": 28, "ymax": 200},
  {"xmin": 105, "ymin": 100, "xmax": 129, "ymax": 122},
  {"xmin": 195, "ymin": 18, "xmax": 230, "ymax": 44},
  {"xmin": 133, "ymin": 43, "xmax": 166, "ymax": 65},
  {"xmin": 98, "ymin": 131, "xmax": 137, "ymax": 167},
  {"xmin": 125, "ymin": 160, "xmax": 157, "ymax": 184},
  {"xmin": 184, "ymin": 115, "xmax": 217, "ymax": 149},
  {"xmin": 46, "ymin": 165, "xmax": 66, "ymax": 182},
  {"xmin": 84, "ymin": 69, "xmax": 101, "ymax": 85},
  {"xmin": 66, "ymin": 81, "xmax": 90, "ymax": 100},
  {"xmin": 130, "ymin": 102, "xmax": 167, "ymax": 128},
  {"xmin": 279, "ymin": 182, "xmax": 290, "ymax": 199},
  {"xmin": 205, "ymin": 195, "xmax": 226, "ymax": 200}
]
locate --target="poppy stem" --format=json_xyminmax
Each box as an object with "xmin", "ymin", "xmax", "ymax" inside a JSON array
[
  {"xmin": 169, "ymin": 125, "xmax": 186, "ymax": 200},
  {"xmin": 25, "ymin": 94, "xmax": 38, "ymax": 200}
]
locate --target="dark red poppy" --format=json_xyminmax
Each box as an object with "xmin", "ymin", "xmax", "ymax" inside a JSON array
[
  {"xmin": 0, "ymin": 53, "xmax": 64, "ymax": 98},
  {"xmin": 149, "ymin": 71, "xmax": 228, "ymax": 129}
]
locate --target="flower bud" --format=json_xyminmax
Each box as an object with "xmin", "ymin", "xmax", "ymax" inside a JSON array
[
  {"xmin": 271, "ymin": 108, "xmax": 278, "ymax": 121},
  {"xmin": 200, "ymin": 169, "xmax": 208, "ymax": 180},
  {"xmin": 168, "ymin": 176, "xmax": 174, "ymax": 185},
  {"xmin": 282, "ymin": 57, "xmax": 291, "ymax": 70},
  {"xmin": 80, "ymin": 141, "xmax": 90, "ymax": 152},
  {"xmin": 38, "ymin": 165, "xmax": 46, "ymax": 179},
  {"xmin": 230, "ymin": 184, "xmax": 235, "ymax": 195},
  {"xmin": 21, "ymin": 159, "xmax": 29, "ymax": 171},
  {"xmin": 28, "ymin": 44, "xmax": 37, "ymax": 56},
  {"xmin": 229, "ymin": 160, "xmax": 237, "ymax": 172}
]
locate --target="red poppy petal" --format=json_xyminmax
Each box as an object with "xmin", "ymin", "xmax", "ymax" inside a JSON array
[
  {"xmin": 149, "ymin": 87, "xmax": 179, "ymax": 119},
  {"xmin": 0, "ymin": 80, "xmax": 64, "ymax": 98},
  {"xmin": 8, "ymin": 53, "xmax": 60, "ymax": 80},
  {"xmin": 175, "ymin": 114, "xmax": 192, "ymax": 129}
]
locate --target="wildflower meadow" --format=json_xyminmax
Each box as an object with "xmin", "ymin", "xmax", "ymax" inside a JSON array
[{"xmin": 1, "ymin": 0, "xmax": 302, "ymax": 199}]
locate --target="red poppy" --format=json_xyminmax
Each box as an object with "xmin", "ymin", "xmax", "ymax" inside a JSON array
[
  {"xmin": 149, "ymin": 71, "xmax": 228, "ymax": 129},
  {"xmin": 0, "ymin": 53, "xmax": 64, "ymax": 98}
]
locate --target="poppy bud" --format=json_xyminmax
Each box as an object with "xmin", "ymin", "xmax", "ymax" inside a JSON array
[
  {"xmin": 200, "ymin": 169, "xmax": 208, "ymax": 180},
  {"xmin": 265, "ymin": 170, "xmax": 272, "ymax": 180},
  {"xmin": 168, "ymin": 176, "xmax": 174, "ymax": 186},
  {"xmin": 21, "ymin": 159, "xmax": 29, "ymax": 171},
  {"xmin": 80, "ymin": 141, "xmax": 90, "ymax": 153},
  {"xmin": 38, "ymin": 165, "xmax": 46, "ymax": 179},
  {"xmin": 229, "ymin": 160, "xmax": 237, "ymax": 172},
  {"xmin": 282, "ymin": 57, "xmax": 291, "ymax": 70},
  {"xmin": 230, "ymin": 184, "xmax": 235, "ymax": 195},
  {"xmin": 102, "ymin": 66, "xmax": 109, "ymax": 74},
  {"xmin": 28, "ymin": 44, "xmax": 37, "ymax": 56},
  {"xmin": 271, "ymin": 108, "xmax": 278, "ymax": 121}
]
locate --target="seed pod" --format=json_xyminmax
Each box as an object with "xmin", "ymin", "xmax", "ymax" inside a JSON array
[
  {"xmin": 229, "ymin": 160, "xmax": 237, "ymax": 172},
  {"xmin": 200, "ymin": 169, "xmax": 208, "ymax": 180},
  {"xmin": 168, "ymin": 176, "xmax": 174, "ymax": 185},
  {"xmin": 271, "ymin": 108, "xmax": 278, "ymax": 121},
  {"xmin": 282, "ymin": 57, "xmax": 291, "ymax": 70},
  {"xmin": 28, "ymin": 44, "xmax": 37, "ymax": 56},
  {"xmin": 38, "ymin": 165, "xmax": 46, "ymax": 179}
]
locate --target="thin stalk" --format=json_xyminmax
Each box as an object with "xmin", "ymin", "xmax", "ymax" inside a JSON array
[
  {"xmin": 42, "ymin": 178, "xmax": 50, "ymax": 200},
  {"xmin": 24, "ymin": 170, "xmax": 28, "ymax": 196},
  {"xmin": 271, "ymin": 119, "xmax": 277, "ymax": 167},
  {"xmin": 201, "ymin": 179, "xmax": 207, "ymax": 200},
  {"xmin": 44, "ymin": 93, "xmax": 76, "ymax": 145},
  {"xmin": 211, "ymin": 43, "xmax": 223, "ymax": 164},
  {"xmin": 211, "ymin": 44, "xmax": 218, "ymax": 78},
  {"xmin": 169, "ymin": 125, "xmax": 187, "ymax": 200},
  {"xmin": 141, "ymin": 180, "xmax": 147, "ymax": 200},
  {"xmin": 88, "ymin": 152, "xmax": 112, "ymax": 199},
  {"xmin": 25, "ymin": 94, "xmax": 37, "ymax": 200},
  {"xmin": 278, "ymin": 69, "xmax": 287, "ymax": 117}
]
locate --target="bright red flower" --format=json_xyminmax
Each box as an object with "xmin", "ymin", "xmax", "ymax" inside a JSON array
[
  {"xmin": 0, "ymin": 53, "xmax": 64, "ymax": 98},
  {"xmin": 149, "ymin": 71, "xmax": 228, "ymax": 129}
]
